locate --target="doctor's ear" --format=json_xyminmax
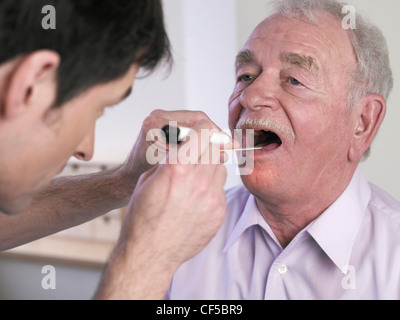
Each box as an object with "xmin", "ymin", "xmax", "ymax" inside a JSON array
[
  {"xmin": 2, "ymin": 50, "xmax": 60, "ymax": 120},
  {"xmin": 348, "ymin": 94, "xmax": 386, "ymax": 162}
]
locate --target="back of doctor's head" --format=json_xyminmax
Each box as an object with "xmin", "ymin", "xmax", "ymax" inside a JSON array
[{"xmin": 0, "ymin": 0, "xmax": 172, "ymax": 107}]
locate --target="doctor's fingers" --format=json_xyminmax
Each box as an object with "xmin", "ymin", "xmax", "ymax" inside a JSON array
[{"xmin": 176, "ymin": 119, "xmax": 227, "ymax": 165}]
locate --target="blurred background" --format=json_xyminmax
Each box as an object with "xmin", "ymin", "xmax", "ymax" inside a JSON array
[{"xmin": 0, "ymin": 0, "xmax": 399, "ymax": 299}]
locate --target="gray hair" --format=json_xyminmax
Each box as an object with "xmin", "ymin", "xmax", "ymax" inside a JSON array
[{"xmin": 269, "ymin": 0, "xmax": 393, "ymax": 108}]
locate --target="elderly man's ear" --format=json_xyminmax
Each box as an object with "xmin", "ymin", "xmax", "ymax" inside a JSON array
[
  {"xmin": 348, "ymin": 94, "xmax": 386, "ymax": 162},
  {"xmin": 0, "ymin": 50, "xmax": 60, "ymax": 120}
]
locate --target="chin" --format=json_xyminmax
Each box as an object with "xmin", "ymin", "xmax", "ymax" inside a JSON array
[
  {"xmin": 240, "ymin": 162, "xmax": 290, "ymax": 200},
  {"xmin": 241, "ymin": 168, "xmax": 271, "ymax": 194}
]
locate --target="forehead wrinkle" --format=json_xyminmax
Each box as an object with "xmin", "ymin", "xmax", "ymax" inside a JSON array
[{"xmin": 280, "ymin": 52, "xmax": 319, "ymax": 75}]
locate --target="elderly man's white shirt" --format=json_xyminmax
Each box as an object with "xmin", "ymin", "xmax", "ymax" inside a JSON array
[{"xmin": 167, "ymin": 167, "xmax": 400, "ymax": 299}]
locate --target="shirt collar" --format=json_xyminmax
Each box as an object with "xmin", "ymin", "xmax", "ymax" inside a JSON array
[
  {"xmin": 223, "ymin": 193, "xmax": 260, "ymax": 253},
  {"xmin": 307, "ymin": 167, "xmax": 371, "ymax": 272},
  {"xmin": 223, "ymin": 167, "xmax": 371, "ymax": 273}
]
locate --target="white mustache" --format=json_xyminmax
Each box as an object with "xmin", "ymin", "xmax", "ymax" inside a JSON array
[{"xmin": 235, "ymin": 118, "xmax": 296, "ymax": 142}]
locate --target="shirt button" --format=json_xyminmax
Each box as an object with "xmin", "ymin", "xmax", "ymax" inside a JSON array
[{"xmin": 278, "ymin": 264, "xmax": 288, "ymax": 275}]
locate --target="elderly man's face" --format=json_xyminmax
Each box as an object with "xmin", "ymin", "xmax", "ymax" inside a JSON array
[{"xmin": 229, "ymin": 12, "xmax": 359, "ymax": 203}]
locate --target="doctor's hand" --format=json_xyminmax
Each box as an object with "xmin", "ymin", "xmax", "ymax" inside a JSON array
[
  {"xmin": 115, "ymin": 109, "xmax": 225, "ymax": 193},
  {"xmin": 94, "ymin": 119, "xmax": 227, "ymax": 300}
]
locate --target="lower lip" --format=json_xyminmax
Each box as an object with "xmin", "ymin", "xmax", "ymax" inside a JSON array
[{"xmin": 242, "ymin": 142, "xmax": 282, "ymax": 157}]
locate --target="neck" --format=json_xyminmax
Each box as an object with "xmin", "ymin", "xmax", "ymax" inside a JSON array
[{"xmin": 255, "ymin": 168, "xmax": 356, "ymax": 248}]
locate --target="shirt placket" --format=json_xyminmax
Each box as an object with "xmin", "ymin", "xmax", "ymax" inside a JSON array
[{"xmin": 263, "ymin": 232, "xmax": 306, "ymax": 300}]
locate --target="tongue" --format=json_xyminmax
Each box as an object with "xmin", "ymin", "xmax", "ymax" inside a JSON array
[
  {"xmin": 241, "ymin": 140, "xmax": 279, "ymax": 157},
  {"xmin": 261, "ymin": 142, "xmax": 281, "ymax": 151}
]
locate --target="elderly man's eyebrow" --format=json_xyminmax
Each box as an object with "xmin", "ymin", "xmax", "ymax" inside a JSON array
[
  {"xmin": 280, "ymin": 52, "xmax": 319, "ymax": 74},
  {"xmin": 235, "ymin": 50, "xmax": 257, "ymax": 70}
]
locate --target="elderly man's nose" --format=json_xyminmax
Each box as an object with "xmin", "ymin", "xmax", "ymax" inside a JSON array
[
  {"xmin": 239, "ymin": 78, "xmax": 278, "ymax": 111},
  {"xmin": 73, "ymin": 128, "xmax": 95, "ymax": 162}
]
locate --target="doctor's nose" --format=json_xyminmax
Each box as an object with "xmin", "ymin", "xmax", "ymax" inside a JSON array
[{"xmin": 73, "ymin": 126, "xmax": 95, "ymax": 162}]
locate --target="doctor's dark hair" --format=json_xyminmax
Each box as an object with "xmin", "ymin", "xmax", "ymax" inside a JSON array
[{"xmin": 0, "ymin": 0, "xmax": 172, "ymax": 106}]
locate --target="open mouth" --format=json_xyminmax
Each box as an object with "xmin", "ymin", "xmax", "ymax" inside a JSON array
[{"xmin": 249, "ymin": 130, "xmax": 282, "ymax": 151}]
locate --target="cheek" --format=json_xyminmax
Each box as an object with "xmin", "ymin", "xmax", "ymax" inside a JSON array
[
  {"xmin": 292, "ymin": 105, "xmax": 353, "ymax": 162},
  {"xmin": 228, "ymin": 92, "xmax": 243, "ymax": 132},
  {"xmin": 51, "ymin": 110, "xmax": 96, "ymax": 158}
]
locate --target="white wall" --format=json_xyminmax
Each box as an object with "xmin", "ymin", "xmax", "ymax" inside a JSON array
[{"xmin": 181, "ymin": 0, "xmax": 241, "ymax": 188}]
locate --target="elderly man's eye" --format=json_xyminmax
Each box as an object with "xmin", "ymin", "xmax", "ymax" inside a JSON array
[
  {"xmin": 239, "ymin": 75, "xmax": 254, "ymax": 82},
  {"xmin": 289, "ymin": 77, "xmax": 303, "ymax": 86}
]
